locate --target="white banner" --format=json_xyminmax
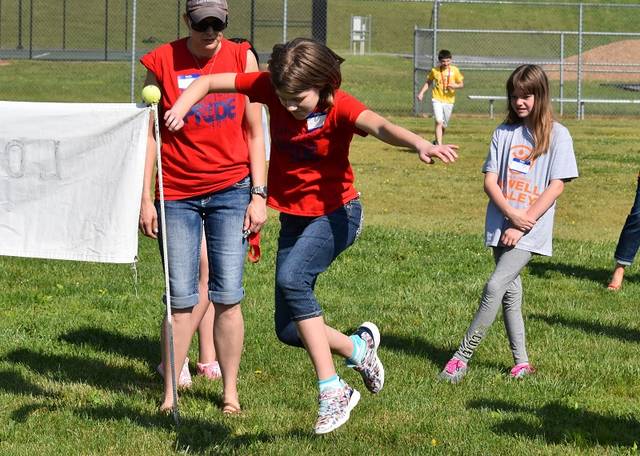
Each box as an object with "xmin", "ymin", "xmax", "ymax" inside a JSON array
[{"xmin": 0, "ymin": 101, "xmax": 149, "ymax": 263}]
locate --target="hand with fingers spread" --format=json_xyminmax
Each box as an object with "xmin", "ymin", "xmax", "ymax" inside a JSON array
[{"xmin": 418, "ymin": 141, "xmax": 459, "ymax": 165}]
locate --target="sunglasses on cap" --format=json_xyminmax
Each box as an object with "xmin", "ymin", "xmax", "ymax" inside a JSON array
[{"xmin": 191, "ymin": 17, "xmax": 226, "ymax": 33}]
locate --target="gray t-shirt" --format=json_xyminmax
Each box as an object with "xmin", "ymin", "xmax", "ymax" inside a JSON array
[{"xmin": 482, "ymin": 122, "xmax": 578, "ymax": 256}]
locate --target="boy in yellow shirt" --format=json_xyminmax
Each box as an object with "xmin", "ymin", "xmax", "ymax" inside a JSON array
[{"xmin": 417, "ymin": 49, "xmax": 464, "ymax": 145}]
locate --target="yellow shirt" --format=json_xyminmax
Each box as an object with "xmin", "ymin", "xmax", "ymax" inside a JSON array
[{"xmin": 427, "ymin": 65, "xmax": 463, "ymax": 104}]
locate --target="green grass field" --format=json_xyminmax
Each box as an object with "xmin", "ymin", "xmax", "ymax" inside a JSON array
[{"xmin": 1, "ymin": 100, "xmax": 639, "ymax": 454}]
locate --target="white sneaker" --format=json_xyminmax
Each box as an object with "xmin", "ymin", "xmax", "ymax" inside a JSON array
[{"xmin": 314, "ymin": 380, "xmax": 360, "ymax": 434}]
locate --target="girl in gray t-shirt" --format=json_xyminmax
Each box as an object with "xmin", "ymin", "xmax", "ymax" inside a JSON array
[{"xmin": 439, "ymin": 64, "xmax": 578, "ymax": 384}]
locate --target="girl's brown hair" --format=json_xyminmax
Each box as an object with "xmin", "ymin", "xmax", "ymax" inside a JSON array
[
  {"xmin": 505, "ymin": 64, "xmax": 553, "ymax": 160},
  {"xmin": 268, "ymin": 38, "xmax": 345, "ymax": 109}
]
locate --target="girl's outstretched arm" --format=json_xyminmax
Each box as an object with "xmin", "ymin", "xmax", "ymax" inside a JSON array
[
  {"xmin": 164, "ymin": 73, "xmax": 238, "ymax": 131},
  {"xmin": 355, "ymin": 110, "xmax": 458, "ymax": 164}
]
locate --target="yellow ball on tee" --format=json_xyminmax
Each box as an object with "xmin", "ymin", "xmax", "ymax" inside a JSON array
[{"xmin": 141, "ymin": 85, "xmax": 161, "ymax": 104}]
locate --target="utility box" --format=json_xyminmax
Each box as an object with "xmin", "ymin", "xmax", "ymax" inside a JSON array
[{"xmin": 350, "ymin": 15, "xmax": 371, "ymax": 55}]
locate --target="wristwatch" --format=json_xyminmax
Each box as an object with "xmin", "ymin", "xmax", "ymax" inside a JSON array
[{"xmin": 250, "ymin": 185, "xmax": 268, "ymax": 198}]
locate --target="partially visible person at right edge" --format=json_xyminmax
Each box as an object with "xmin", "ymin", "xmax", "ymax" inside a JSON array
[
  {"xmin": 607, "ymin": 171, "xmax": 640, "ymax": 291},
  {"xmin": 439, "ymin": 64, "xmax": 578, "ymax": 384},
  {"xmin": 138, "ymin": 0, "xmax": 266, "ymax": 413}
]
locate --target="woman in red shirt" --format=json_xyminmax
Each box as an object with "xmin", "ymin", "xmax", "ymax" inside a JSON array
[{"xmin": 138, "ymin": 0, "xmax": 266, "ymax": 414}]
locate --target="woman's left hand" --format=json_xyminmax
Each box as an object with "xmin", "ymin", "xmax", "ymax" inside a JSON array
[{"xmin": 243, "ymin": 197, "xmax": 267, "ymax": 235}]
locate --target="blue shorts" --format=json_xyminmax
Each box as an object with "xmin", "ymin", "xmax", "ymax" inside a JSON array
[
  {"xmin": 274, "ymin": 198, "xmax": 363, "ymax": 347},
  {"xmin": 156, "ymin": 176, "xmax": 250, "ymax": 309}
]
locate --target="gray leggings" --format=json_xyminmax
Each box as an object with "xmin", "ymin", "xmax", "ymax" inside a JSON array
[{"xmin": 454, "ymin": 247, "xmax": 532, "ymax": 365}]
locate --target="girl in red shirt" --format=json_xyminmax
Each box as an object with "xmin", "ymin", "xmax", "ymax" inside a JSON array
[{"xmin": 165, "ymin": 38, "xmax": 458, "ymax": 434}]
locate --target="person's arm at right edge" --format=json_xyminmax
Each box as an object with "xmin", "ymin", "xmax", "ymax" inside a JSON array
[
  {"xmin": 139, "ymin": 71, "xmax": 159, "ymax": 239},
  {"xmin": 484, "ymin": 172, "xmax": 536, "ymax": 232},
  {"xmin": 164, "ymin": 73, "xmax": 238, "ymax": 131}
]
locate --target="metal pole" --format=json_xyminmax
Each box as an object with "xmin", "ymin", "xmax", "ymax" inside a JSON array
[
  {"xmin": 176, "ymin": 0, "xmax": 181, "ymax": 39},
  {"xmin": 104, "ymin": 0, "xmax": 109, "ymax": 61},
  {"xmin": 576, "ymin": 3, "xmax": 583, "ymax": 119},
  {"xmin": 28, "ymin": 0, "xmax": 32, "ymax": 59},
  {"xmin": 62, "ymin": 0, "xmax": 66, "ymax": 50},
  {"xmin": 559, "ymin": 32, "xmax": 564, "ymax": 116},
  {"xmin": 282, "ymin": 0, "xmax": 288, "ymax": 43},
  {"xmin": 413, "ymin": 25, "xmax": 418, "ymax": 116},
  {"xmin": 0, "ymin": 0, "xmax": 3, "ymax": 48},
  {"xmin": 250, "ymin": 0, "xmax": 255, "ymax": 44},
  {"xmin": 311, "ymin": 0, "xmax": 327, "ymax": 44},
  {"xmin": 130, "ymin": 0, "xmax": 138, "ymax": 103},
  {"xmin": 432, "ymin": 0, "xmax": 439, "ymax": 68},
  {"xmin": 124, "ymin": 0, "xmax": 128, "ymax": 51},
  {"xmin": 17, "ymin": 0, "xmax": 23, "ymax": 50}
]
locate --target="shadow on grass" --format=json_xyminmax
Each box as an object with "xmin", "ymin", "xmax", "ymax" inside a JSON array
[
  {"xmin": 59, "ymin": 326, "xmax": 157, "ymax": 365},
  {"xmin": 4, "ymin": 348, "xmax": 154, "ymax": 392},
  {"xmin": 383, "ymin": 333, "xmax": 514, "ymax": 373},
  {"xmin": 383, "ymin": 333, "xmax": 452, "ymax": 367},
  {"xmin": 74, "ymin": 404, "xmax": 275, "ymax": 453},
  {"xmin": 0, "ymin": 369, "xmax": 52, "ymax": 397},
  {"xmin": 530, "ymin": 313, "xmax": 640, "ymax": 344},
  {"xmin": 468, "ymin": 398, "xmax": 640, "ymax": 448},
  {"xmin": 527, "ymin": 261, "xmax": 639, "ymax": 287}
]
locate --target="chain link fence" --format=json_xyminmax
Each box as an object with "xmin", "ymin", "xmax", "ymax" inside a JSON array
[
  {"xmin": 415, "ymin": 1, "xmax": 640, "ymax": 118},
  {"xmin": 1, "ymin": 0, "xmax": 639, "ymax": 117}
]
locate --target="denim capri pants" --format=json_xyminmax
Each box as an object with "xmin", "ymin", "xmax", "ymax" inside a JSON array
[{"xmin": 156, "ymin": 176, "xmax": 250, "ymax": 309}]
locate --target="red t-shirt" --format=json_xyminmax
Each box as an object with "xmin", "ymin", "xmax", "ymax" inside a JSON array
[
  {"xmin": 235, "ymin": 72, "xmax": 368, "ymax": 216},
  {"xmin": 141, "ymin": 38, "xmax": 251, "ymax": 200}
]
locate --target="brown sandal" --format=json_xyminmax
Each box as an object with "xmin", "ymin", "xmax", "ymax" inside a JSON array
[{"xmin": 222, "ymin": 403, "xmax": 242, "ymax": 415}]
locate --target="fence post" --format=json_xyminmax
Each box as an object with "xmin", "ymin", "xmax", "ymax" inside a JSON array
[
  {"xmin": 62, "ymin": 0, "xmax": 67, "ymax": 50},
  {"xmin": 104, "ymin": 0, "xmax": 109, "ymax": 61},
  {"xmin": 282, "ymin": 0, "xmax": 288, "ymax": 43},
  {"xmin": 432, "ymin": 0, "xmax": 439, "ymax": 68},
  {"xmin": 559, "ymin": 32, "xmax": 564, "ymax": 116},
  {"xmin": 130, "ymin": 0, "xmax": 137, "ymax": 102},
  {"xmin": 176, "ymin": 0, "xmax": 181, "ymax": 40},
  {"xmin": 413, "ymin": 25, "xmax": 418, "ymax": 116},
  {"xmin": 28, "ymin": 0, "xmax": 32, "ymax": 59},
  {"xmin": 250, "ymin": 0, "xmax": 255, "ymax": 44},
  {"xmin": 312, "ymin": 0, "xmax": 327, "ymax": 44},
  {"xmin": 17, "ymin": 0, "xmax": 23, "ymax": 50},
  {"xmin": 124, "ymin": 0, "xmax": 128, "ymax": 51},
  {"xmin": 576, "ymin": 3, "xmax": 583, "ymax": 119}
]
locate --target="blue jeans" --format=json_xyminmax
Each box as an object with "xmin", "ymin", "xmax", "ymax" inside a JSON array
[
  {"xmin": 274, "ymin": 198, "xmax": 363, "ymax": 347},
  {"xmin": 156, "ymin": 176, "xmax": 250, "ymax": 309},
  {"xmin": 614, "ymin": 173, "xmax": 640, "ymax": 266}
]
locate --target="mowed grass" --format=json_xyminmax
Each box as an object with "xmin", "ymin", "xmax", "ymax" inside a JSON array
[{"xmin": 0, "ymin": 103, "xmax": 639, "ymax": 455}]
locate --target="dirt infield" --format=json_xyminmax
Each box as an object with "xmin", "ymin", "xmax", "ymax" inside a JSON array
[
  {"xmin": 544, "ymin": 39, "xmax": 640, "ymax": 82},
  {"xmin": 0, "ymin": 60, "xmax": 10, "ymax": 66}
]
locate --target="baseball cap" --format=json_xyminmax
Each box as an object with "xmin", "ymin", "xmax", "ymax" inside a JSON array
[{"xmin": 186, "ymin": 0, "xmax": 228, "ymax": 23}]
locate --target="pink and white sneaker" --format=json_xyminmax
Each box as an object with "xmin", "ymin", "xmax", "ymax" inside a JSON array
[
  {"xmin": 196, "ymin": 361, "xmax": 222, "ymax": 380},
  {"xmin": 438, "ymin": 357, "xmax": 468, "ymax": 384},
  {"xmin": 157, "ymin": 357, "xmax": 192, "ymax": 389},
  {"xmin": 510, "ymin": 362, "xmax": 536, "ymax": 379}
]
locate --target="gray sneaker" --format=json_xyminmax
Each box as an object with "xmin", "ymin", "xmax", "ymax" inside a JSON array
[
  {"xmin": 314, "ymin": 381, "xmax": 361, "ymax": 434},
  {"xmin": 439, "ymin": 357, "xmax": 468, "ymax": 384},
  {"xmin": 349, "ymin": 322, "xmax": 385, "ymax": 394}
]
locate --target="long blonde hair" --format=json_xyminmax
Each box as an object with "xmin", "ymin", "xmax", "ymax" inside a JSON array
[
  {"xmin": 268, "ymin": 38, "xmax": 345, "ymax": 110},
  {"xmin": 505, "ymin": 64, "xmax": 554, "ymax": 160}
]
